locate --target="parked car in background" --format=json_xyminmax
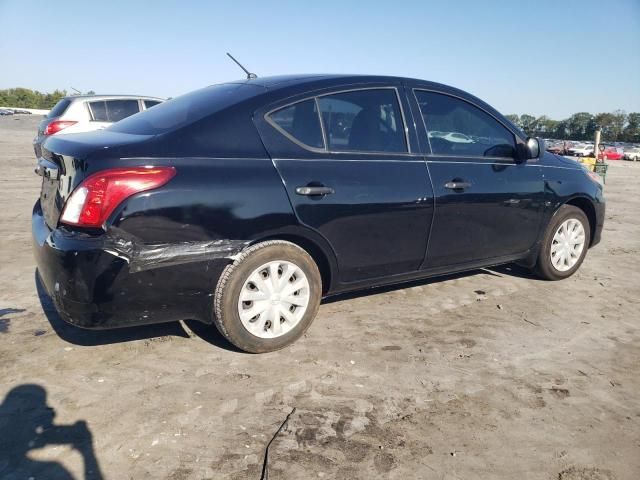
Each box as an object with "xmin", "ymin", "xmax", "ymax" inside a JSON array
[
  {"xmin": 623, "ymin": 147, "xmax": 640, "ymax": 161},
  {"xmin": 597, "ymin": 146, "xmax": 624, "ymax": 161},
  {"xmin": 32, "ymin": 95, "xmax": 164, "ymax": 158},
  {"xmin": 0, "ymin": 108, "xmax": 14, "ymax": 115},
  {"xmin": 32, "ymin": 74, "xmax": 605, "ymax": 353},
  {"xmin": 13, "ymin": 109, "xmax": 32, "ymax": 115},
  {"xmin": 569, "ymin": 144, "xmax": 595, "ymax": 157},
  {"xmin": 546, "ymin": 141, "xmax": 571, "ymax": 156}
]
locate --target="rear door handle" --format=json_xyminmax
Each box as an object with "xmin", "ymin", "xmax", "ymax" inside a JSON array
[
  {"xmin": 444, "ymin": 181, "xmax": 471, "ymax": 190},
  {"xmin": 295, "ymin": 186, "xmax": 335, "ymax": 196}
]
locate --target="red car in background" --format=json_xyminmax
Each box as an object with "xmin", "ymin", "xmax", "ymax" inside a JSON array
[{"xmin": 598, "ymin": 146, "xmax": 624, "ymax": 160}]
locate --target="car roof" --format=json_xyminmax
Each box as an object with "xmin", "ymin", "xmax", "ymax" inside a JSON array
[
  {"xmin": 223, "ymin": 73, "xmax": 450, "ymax": 89},
  {"xmin": 64, "ymin": 95, "xmax": 164, "ymax": 101}
]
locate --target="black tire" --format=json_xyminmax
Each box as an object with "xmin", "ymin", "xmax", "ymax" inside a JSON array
[
  {"xmin": 213, "ymin": 240, "xmax": 322, "ymax": 353},
  {"xmin": 534, "ymin": 205, "xmax": 591, "ymax": 280}
]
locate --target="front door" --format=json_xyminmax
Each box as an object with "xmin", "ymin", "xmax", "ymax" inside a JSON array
[
  {"xmin": 411, "ymin": 89, "xmax": 545, "ymax": 268},
  {"xmin": 257, "ymin": 87, "xmax": 434, "ymax": 283}
]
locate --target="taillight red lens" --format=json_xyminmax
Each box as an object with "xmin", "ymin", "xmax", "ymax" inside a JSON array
[
  {"xmin": 44, "ymin": 120, "xmax": 78, "ymax": 135},
  {"xmin": 60, "ymin": 167, "xmax": 176, "ymax": 228}
]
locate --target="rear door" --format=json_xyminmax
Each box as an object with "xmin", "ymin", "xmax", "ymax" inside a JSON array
[
  {"xmin": 410, "ymin": 88, "xmax": 545, "ymax": 268},
  {"xmin": 256, "ymin": 86, "xmax": 434, "ymax": 284}
]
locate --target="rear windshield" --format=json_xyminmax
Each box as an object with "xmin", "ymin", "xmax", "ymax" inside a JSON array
[
  {"xmin": 47, "ymin": 98, "xmax": 71, "ymax": 118},
  {"xmin": 109, "ymin": 83, "xmax": 263, "ymax": 135}
]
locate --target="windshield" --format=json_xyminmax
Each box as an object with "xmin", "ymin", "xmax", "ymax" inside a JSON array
[{"xmin": 109, "ymin": 83, "xmax": 263, "ymax": 135}]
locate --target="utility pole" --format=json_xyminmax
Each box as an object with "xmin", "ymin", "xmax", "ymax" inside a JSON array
[{"xmin": 594, "ymin": 127, "xmax": 602, "ymax": 162}]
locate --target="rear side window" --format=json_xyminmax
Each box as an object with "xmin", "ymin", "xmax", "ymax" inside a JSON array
[
  {"xmin": 106, "ymin": 100, "xmax": 140, "ymax": 122},
  {"xmin": 47, "ymin": 99, "xmax": 71, "ymax": 118},
  {"xmin": 109, "ymin": 84, "xmax": 261, "ymax": 135},
  {"xmin": 144, "ymin": 100, "xmax": 161, "ymax": 109},
  {"xmin": 89, "ymin": 101, "xmax": 108, "ymax": 121},
  {"xmin": 415, "ymin": 91, "xmax": 515, "ymax": 158},
  {"xmin": 89, "ymin": 100, "xmax": 139, "ymax": 122},
  {"xmin": 268, "ymin": 99, "xmax": 324, "ymax": 149},
  {"xmin": 318, "ymin": 89, "xmax": 407, "ymax": 153}
]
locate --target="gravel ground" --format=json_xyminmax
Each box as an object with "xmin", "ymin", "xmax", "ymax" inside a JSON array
[{"xmin": 1, "ymin": 115, "xmax": 638, "ymax": 480}]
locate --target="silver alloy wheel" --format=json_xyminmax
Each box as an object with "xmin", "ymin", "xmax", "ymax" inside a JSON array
[
  {"xmin": 550, "ymin": 218, "xmax": 586, "ymax": 272},
  {"xmin": 237, "ymin": 260, "xmax": 310, "ymax": 339}
]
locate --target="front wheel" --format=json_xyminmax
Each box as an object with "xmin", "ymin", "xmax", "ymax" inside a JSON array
[
  {"xmin": 213, "ymin": 240, "xmax": 322, "ymax": 353},
  {"xmin": 533, "ymin": 205, "xmax": 591, "ymax": 280}
]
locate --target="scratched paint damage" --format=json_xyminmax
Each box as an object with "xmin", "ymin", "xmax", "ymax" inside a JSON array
[{"xmin": 102, "ymin": 228, "xmax": 249, "ymax": 273}]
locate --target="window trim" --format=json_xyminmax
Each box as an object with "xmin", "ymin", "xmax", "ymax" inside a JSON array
[
  {"xmin": 264, "ymin": 86, "xmax": 412, "ymax": 156},
  {"xmin": 265, "ymin": 98, "xmax": 326, "ymax": 153},
  {"xmin": 412, "ymin": 88, "xmax": 519, "ymax": 161}
]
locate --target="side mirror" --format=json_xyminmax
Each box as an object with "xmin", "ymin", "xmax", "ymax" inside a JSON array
[{"xmin": 517, "ymin": 137, "xmax": 543, "ymax": 162}]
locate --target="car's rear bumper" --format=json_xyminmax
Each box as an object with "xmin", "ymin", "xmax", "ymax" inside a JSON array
[{"xmin": 32, "ymin": 201, "xmax": 226, "ymax": 329}]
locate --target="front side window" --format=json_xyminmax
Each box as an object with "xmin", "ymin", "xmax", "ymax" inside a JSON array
[
  {"xmin": 268, "ymin": 99, "xmax": 324, "ymax": 149},
  {"xmin": 318, "ymin": 89, "xmax": 407, "ymax": 153},
  {"xmin": 415, "ymin": 90, "xmax": 515, "ymax": 158}
]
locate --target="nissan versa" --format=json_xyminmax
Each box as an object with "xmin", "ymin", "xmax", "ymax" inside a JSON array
[{"xmin": 32, "ymin": 75, "xmax": 605, "ymax": 353}]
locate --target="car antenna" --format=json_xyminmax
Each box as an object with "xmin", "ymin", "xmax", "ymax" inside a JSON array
[
  {"xmin": 70, "ymin": 86, "xmax": 82, "ymax": 95},
  {"xmin": 226, "ymin": 53, "xmax": 257, "ymax": 80}
]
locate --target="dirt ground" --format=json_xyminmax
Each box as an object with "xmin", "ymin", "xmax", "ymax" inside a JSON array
[{"xmin": 1, "ymin": 115, "xmax": 638, "ymax": 480}]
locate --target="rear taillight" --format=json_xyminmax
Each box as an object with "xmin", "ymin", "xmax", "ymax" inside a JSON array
[
  {"xmin": 60, "ymin": 167, "xmax": 176, "ymax": 228},
  {"xmin": 44, "ymin": 120, "xmax": 78, "ymax": 135}
]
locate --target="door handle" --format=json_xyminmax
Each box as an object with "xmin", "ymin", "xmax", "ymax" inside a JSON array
[
  {"xmin": 295, "ymin": 186, "xmax": 335, "ymax": 196},
  {"xmin": 444, "ymin": 181, "xmax": 471, "ymax": 190}
]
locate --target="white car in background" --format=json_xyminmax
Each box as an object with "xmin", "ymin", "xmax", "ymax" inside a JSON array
[
  {"xmin": 568, "ymin": 144, "xmax": 595, "ymax": 157},
  {"xmin": 33, "ymin": 94, "xmax": 164, "ymax": 158},
  {"xmin": 428, "ymin": 131, "xmax": 474, "ymax": 143},
  {"xmin": 441, "ymin": 132, "xmax": 474, "ymax": 143},
  {"xmin": 623, "ymin": 147, "xmax": 640, "ymax": 161}
]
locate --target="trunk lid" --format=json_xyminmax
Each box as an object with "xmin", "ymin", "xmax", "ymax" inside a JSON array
[{"xmin": 37, "ymin": 130, "xmax": 154, "ymax": 229}]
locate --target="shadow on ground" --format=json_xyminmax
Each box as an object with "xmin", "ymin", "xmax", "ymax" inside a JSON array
[{"xmin": 0, "ymin": 383, "xmax": 103, "ymax": 480}]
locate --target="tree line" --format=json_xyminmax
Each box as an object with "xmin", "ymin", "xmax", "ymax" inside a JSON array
[
  {"xmin": 0, "ymin": 88, "xmax": 68, "ymax": 110},
  {"xmin": 505, "ymin": 111, "xmax": 640, "ymax": 143}
]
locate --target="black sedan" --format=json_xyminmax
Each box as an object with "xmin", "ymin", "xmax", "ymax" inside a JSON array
[{"xmin": 32, "ymin": 75, "xmax": 605, "ymax": 353}]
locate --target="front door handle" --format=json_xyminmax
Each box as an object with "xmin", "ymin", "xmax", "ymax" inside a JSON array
[
  {"xmin": 444, "ymin": 181, "xmax": 471, "ymax": 190},
  {"xmin": 295, "ymin": 186, "xmax": 335, "ymax": 196}
]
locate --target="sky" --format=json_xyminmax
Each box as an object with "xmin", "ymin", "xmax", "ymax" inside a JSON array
[{"xmin": 0, "ymin": 0, "xmax": 638, "ymax": 119}]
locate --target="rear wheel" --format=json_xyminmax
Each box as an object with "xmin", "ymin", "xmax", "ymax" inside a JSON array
[
  {"xmin": 213, "ymin": 240, "xmax": 322, "ymax": 353},
  {"xmin": 533, "ymin": 205, "xmax": 590, "ymax": 280}
]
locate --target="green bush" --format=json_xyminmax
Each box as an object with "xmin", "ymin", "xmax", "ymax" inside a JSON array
[{"xmin": 0, "ymin": 88, "xmax": 67, "ymax": 109}]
